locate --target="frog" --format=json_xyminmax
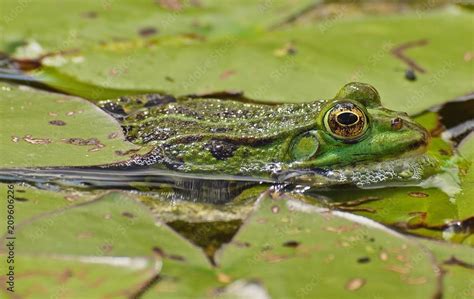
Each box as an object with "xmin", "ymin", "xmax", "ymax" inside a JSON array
[
  {"xmin": 115, "ymin": 82, "xmax": 433, "ymax": 185},
  {"xmin": 1, "ymin": 82, "xmax": 436, "ymax": 203}
]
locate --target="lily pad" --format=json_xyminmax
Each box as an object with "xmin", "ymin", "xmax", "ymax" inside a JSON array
[
  {"xmin": 12, "ymin": 192, "xmax": 209, "ymax": 265},
  {"xmin": 4, "ymin": 188, "xmax": 471, "ymax": 298},
  {"xmin": 0, "ymin": 83, "xmax": 142, "ymax": 167},
  {"xmin": 12, "ymin": 9, "xmax": 473, "ymax": 114},
  {"xmin": 4, "ymin": 191, "xmax": 214, "ymax": 297},
  {"xmin": 0, "ymin": 0, "xmax": 318, "ymax": 52},
  {"xmin": 0, "ymin": 184, "xmax": 97, "ymax": 235},
  {"xmin": 215, "ymin": 196, "xmax": 440, "ymax": 298},
  {"xmin": 420, "ymin": 239, "xmax": 474, "ymax": 299},
  {"xmin": 457, "ymin": 132, "xmax": 474, "ymax": 216},
  {"xmin": 0, "ymin": 254, "xmax": 159, "ymax": 298}
]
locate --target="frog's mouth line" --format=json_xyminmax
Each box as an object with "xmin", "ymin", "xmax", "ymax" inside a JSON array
[{"xmin": 400, "ymin": 137, "xmax": 429, "ymax": 158}]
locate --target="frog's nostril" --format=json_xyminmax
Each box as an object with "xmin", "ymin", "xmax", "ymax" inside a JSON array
[{"xmin": 391, "ymin": 117, "xmax": 403, "ymax": 130}]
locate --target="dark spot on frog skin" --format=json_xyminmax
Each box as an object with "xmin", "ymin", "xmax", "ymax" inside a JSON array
[
  {"xmin": 49, "ymin": 120, "xmax": 66, "ymax": 126},
  {"xmin": 121, "ymin": 211, "xmax": 135, "ymax": 218},
  {"xmin": 357, "ymin": 257, "xmax": 371, "ymax": 264},
  {"xmin": 100, "ymin": 101, "xmax": 126, "ymax": 117},
  {"xmin": 204, "ymin": 140, "xmax": 238, "ymax": 160},
  {"xmin": 405, "ymin": 69, "xmax": 417, "ymax": 81},
  {"xmin": 165, "ymin": 76, "xmax": 175, "ymax": 82},
  {"xmin": 282, "ymin": 240, "xmax": 300, "ymax": 248},
  {"xmin": 138, "ymin": 26, "xmax": 158, "ymax": 37},
  {"xmin": 209, "ymin": 127, "xmax": 229, "ymax": 133},
  {"xmin": 408, "ymin": 191, "xmax": 429, "ymax": 198},
  {"xmin": 144, "ymin": 94, "xmax": 176, "ymax": 108}
]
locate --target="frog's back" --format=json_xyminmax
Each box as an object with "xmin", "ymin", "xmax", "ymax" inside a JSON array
[
  {"xmin": 122, "ymin": 98, "xmax": 324, "ymax": 174},
  {"xmin": 125, "ymin": 98, "xmax": 324, "ymax": 144}
]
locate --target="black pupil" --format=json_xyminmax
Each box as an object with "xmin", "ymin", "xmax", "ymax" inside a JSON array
[{"xmin": 337, "ymin": 112, "xmax": 358, "ymax": 125}]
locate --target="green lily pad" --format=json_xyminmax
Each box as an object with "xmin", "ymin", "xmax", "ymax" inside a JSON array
[
  {"xmin": 12, "ymin": 192, "xmax": 209, "ymax": 265},
  {"xmin": 0, "ymin": 83, "xmax": 142, "ymax": 167},
  {"xmin": 0, "ymin": 253, "xmax": 159, "ymax": 298},
  {"xmin": 457, "ymin": 133, "xmax": 474, "ymax": 219},
  {"xmin": 215, "ymin": 196, "xmax": 441, "ymax": 298},
  {"xmin": 5, "ymin": 188, "xmax": 471, "ymax": 298},
  {"xmin": 4, "ymin": 191, "xmax": 214, "ymax": 297},
  {"xmin": 420, "ymin": 239, "xmax": 474, "ymax": 299},
  {"xmin": 15, "ymin": 9, "xmax": 473, "ymax": 114},
  {"xmin": 0, "ymin": 184, "xmax": 98, "ymax": 235},
  {"xmin": 0, "ymin": 0, "xmax": 318, "ymax": 53}
]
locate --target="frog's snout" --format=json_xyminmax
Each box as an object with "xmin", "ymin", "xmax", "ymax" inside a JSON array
[{"xmin": 405, "ymin": 119, "xmax": 431, "ymax": 154}]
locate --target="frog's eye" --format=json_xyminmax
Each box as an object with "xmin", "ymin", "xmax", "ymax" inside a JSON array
[{"xmin": 324, "ymin": 102, "xmax": 368, "ymax": 141}]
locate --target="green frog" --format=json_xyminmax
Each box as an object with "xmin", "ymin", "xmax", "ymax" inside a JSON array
[
  {"xmin": 1, "ymin": 82, "xmax": 436, "ymax": 202},
  {"xmin": 115, "ymin": 82, "xmax": 433, "ymax": 185}
]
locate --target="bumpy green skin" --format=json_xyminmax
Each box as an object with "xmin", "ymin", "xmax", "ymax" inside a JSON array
[{"xmin": 119, "ymin": 83, "xmax": 429, "ymax": 182}]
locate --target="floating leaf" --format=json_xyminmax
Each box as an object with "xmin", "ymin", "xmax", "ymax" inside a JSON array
[
  {"xmin": 216, "ymin": 195, "xmax": 439, "ymax": 298},
  {"xmin": 0, "ymin": 0, "xmax": 319, "ymax": 52},
  {"xmin": 12, "ymin": 10, "xmax": 473, "ymax": 114},
  {"xmin": 0, "ymin": 184, "xmax": 97, "ymax": 235},
  {"xmin": 0, "ymin": 83, "xmax": 142, "ymax": 167}
]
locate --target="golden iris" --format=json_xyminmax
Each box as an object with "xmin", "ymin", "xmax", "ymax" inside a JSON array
[{"xmin": 324, "ymin": 102, "xmax": 368, "ymax": 141}]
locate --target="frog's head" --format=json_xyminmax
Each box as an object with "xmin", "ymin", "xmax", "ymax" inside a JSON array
[{"xmin": 283, "ymin": 82, "xmax": 431, "ymax": 186}]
